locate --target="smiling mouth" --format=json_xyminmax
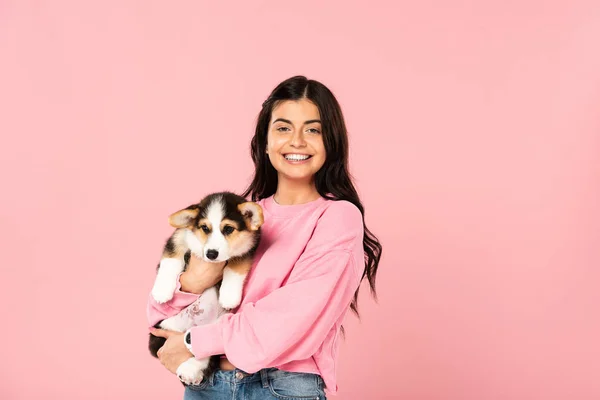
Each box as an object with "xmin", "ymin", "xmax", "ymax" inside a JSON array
[{"xmin": 284, "ymin": 154, "xmax": 312, "ymax": 161}]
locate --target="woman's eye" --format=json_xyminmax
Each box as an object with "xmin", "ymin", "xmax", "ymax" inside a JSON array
[
  {"xmin": 223, "ymin": 226, "xmax": 235, "ymax": 235},
  {"xmin": 307, "ymin": 128, "xmax": 321, "ymax": 134},
  {"xmin": 276, "ymin": 126, "xmax": 290, "ymax": 132},
  {"xmin": 200, "ymin": 225, "xmax": 210, "ymax": 233}
]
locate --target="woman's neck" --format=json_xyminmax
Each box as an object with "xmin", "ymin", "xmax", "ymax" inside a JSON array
[{"xmin": 274, "ymin": 178, "xmax": 321, "ymax": 206}]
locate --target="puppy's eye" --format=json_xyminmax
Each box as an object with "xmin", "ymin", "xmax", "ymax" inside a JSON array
[
  {"xmin": 222, "ymin": 225, "xmax": 235, "ymax": 235},
  {"xmin": 200, "ymin": 225, "xmax": 210, "ymax": 234}
]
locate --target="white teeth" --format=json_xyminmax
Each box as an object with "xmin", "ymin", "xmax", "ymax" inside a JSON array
[{"xmin": 284, "ymin": 154, "xmax": 310, "ymax": 161}]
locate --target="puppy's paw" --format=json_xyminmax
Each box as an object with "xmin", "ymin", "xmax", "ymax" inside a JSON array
[
  {"xmin": 176, "ymin": 358, "xmax": 205, "ymax": 386},
  {"xmin": 218, "ymin": 289, "xmax": 242, "ymax": 310},
  {"xmin": 151, "ymin": 280, "xmax": 177, "ymax": 304}
]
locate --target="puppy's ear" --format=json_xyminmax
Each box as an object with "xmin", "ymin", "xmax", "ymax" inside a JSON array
[
  {"xmin": 238, "ymin": 202, "xmax": 264, "ymax": 231},
  {"xmin": 168, "ymin": 207, "xmax": 199, "ymax": 228}
]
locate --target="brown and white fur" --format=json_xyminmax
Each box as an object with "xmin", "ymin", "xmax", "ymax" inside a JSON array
[{"xmin": 148, "ymin": 191, "xmax": 263, "ymax": 386}]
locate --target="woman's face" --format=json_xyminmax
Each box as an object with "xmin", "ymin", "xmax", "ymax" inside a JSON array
[{"xmin": 266, "ymin": 99, "xmax": 327, "ymax": 184}]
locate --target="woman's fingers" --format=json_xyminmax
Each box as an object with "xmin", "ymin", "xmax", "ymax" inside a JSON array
[{"xmin": 151, "ymin": 328, "xmax": 176, "ymax": 338}]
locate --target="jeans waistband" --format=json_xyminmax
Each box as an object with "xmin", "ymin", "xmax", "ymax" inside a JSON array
[{"xmin": 211, "ymin": 367, "xmax": 323, "ymax": 388}]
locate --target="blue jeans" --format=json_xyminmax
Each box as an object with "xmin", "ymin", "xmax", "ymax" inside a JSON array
[{"xmin": 183, "ymin": 367, "xmax": 327, "ymax": 400}]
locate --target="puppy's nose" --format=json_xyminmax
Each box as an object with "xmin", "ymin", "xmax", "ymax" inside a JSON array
[{"xmin": 206, "ymin": 249, "xmax": 219, "ymax": 260}]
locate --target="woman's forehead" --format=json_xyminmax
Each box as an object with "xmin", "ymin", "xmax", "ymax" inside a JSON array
[{"xmin": 271, "ymin": 99, "xmax": 321, "ymax": 122}]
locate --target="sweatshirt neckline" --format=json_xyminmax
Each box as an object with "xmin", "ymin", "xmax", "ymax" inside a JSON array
[{"xmin": 262, "ymin": 195, "xmax": 326, "ymax": 218}]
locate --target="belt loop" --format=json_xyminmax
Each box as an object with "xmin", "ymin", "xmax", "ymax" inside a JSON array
[
  {"xmin": 260, "ymin": 368, "xmax": 269, "ymax": 388},
  {"xmin": 316, "ymin": 374, "xmax": 324, "ymax": 388}
]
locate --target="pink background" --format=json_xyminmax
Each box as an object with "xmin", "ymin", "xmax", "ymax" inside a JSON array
[{"xmin": 1, "ymin": 1, "xmax": 599, "ymax": 399}]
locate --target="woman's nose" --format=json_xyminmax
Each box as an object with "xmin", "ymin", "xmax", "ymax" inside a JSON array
[{"xmin": 289, "ymin": 131, "xmax": 307, "ymax": 147}]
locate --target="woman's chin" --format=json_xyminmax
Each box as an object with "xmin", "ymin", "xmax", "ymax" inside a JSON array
[{"xmin": 278, "ymin": 171, "xmax": 315, "ymax": 183}]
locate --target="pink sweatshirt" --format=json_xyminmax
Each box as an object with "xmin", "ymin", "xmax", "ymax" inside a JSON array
[{"xmin": 147, "ymin": 195, "xmax": 365, "ymax": 394}]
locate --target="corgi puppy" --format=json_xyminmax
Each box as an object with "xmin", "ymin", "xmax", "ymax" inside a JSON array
[{"xmin": 148, "ymin": 191, "xmax": 263, "ymax": 385}]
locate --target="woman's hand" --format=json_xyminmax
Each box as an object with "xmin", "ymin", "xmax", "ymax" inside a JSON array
[
  {"xmin": 180, "ymin": 255, "xmax": 226, "ymax": 294},
  {"xmin": 152, "ymin": 328, "xmax": 193, "ymax": 375}
]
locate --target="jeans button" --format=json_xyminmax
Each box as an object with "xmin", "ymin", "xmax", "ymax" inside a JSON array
[{"xmin": 235, "ymin": 371, "xmax": 244, "ymax": 380}]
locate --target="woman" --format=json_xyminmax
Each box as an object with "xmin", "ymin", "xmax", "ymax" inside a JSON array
[{"xmin": 147, "ymin": 75, "xmax": 382, "ymax": 399}]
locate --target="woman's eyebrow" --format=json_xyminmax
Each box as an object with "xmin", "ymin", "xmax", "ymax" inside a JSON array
[{"xmin": 272, "ymin": 118, "xmax": 322, "ymax": 125}]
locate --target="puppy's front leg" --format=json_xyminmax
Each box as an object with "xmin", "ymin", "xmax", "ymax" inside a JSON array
[
  {"xmin": 218, "ymin": 260, "xmax": 251, "ymax": 310},
  {"xmin": 152, "ymin": 230, "xmax": 189, "ymax": 303}
]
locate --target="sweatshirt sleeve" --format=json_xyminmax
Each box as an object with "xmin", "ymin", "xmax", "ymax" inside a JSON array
[
  {"xmin": 188, "ymin": 201, "xmax": 365, "ymax": 373},
  {"xmin": 146, "ymin": 272, "xmax": 201, "ymax": 328}
]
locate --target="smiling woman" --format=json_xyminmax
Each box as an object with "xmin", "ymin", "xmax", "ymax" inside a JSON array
[{"xmin": 147, "ymin": 76, "xmax": 382, "ymax": 400}]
